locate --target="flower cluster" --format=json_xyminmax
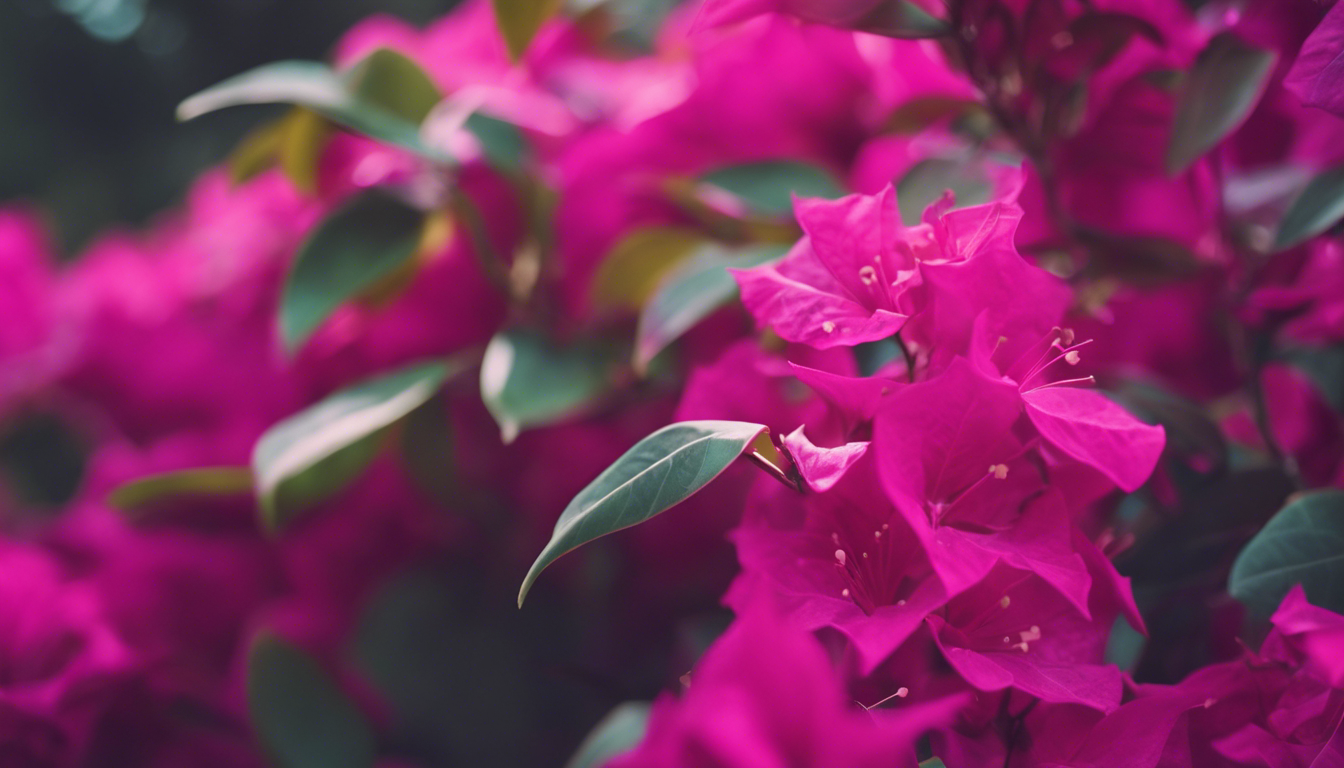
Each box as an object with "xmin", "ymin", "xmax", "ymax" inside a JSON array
[{"xmin": 0, "ymin": 0, "xmax": 1342, "ymax": 765}]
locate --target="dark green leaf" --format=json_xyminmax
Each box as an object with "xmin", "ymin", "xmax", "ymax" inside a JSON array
[
  {"xmin": 856, "ymin": 0, "xmax": 950, "ymax": 38},
  {"xmin": 108, "ymin": 467, "xmax": 253, "ymax": 513},
  {"xmin": 248, "ymin": 633, "xmax": 376, "ymax": 768},
  {"xmin": 1166, "ymin": 32, "xmax": 1276, "ymax": 174},
  {"xmin": 1230, "ymin": 489, "xmax": 1344, "ymax": 617},
  {"xmin": 855, "ymin": 338, "xmax": 902, "ymax": 377},
  {"xmin": 281, "ymin": 191, "xmax": 425, "ymax": 353},
  {"xmin": 1104, "ymin": 615, "xmax": 1146, "ymax": 672},
  {"xmin": 518, "ymin": 420, "xmax": 768, "ymax": 606},
  {"xmin": 464, "ymin": 112, "xmax": 528, "ymax": 171},
  {"xmin": 1280, "ymin": 344, "xmax": 1344, "ymax": 413},
  {"xmin": 565, "ymin": 702, "xmax": 651, "ymax": 768},
  {"xmin": 492, "ymin": 0, "xmax": 564, "ymax": 60},
  {"xmin": 895, "ymin": 157, "xmax": 992, "ymax": 226},
  {"xmin": 480, "ymin": 329, "xmax": 616, "ymax": 444},
  {"xmin": 634, "ymin": 243, "xmax": 786, "ymax": 373},
  {"xmin": 1274, "ymin": 166, "xmax": 1344, "ymax": 250},
  {"xmin": 699, "ymin": 161, "xmax": 845, "ymax": 217},
  {"xmin": 254, "ymin": 360, "xmax": 455, "ymax": 530}
]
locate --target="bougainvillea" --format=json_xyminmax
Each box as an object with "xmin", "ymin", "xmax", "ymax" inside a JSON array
[{"xmin": 0, "ymin": 0, "xmax": 1342, "ymax": 765}]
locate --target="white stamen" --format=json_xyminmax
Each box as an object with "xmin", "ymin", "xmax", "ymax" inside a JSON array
[
  {"xmin": 999, "ymin": 596, "xmax": 1011, "ymax": 609},
  {"xmin": 859, "ymin": 266, "xmax": 878, "ymax": 285},
  {"xmin": 834, "ymin": 549, "xmax": 847, "ymax": 566},
  {"xmin": 822, "ymin": 321, "xmax": 836, "ymax": 333},
  {"xmin": 989, "ymin": 464, "xmax": 1009, "ymax": 480},
  {"xmin": 896, "ymin": 687, "xmax": 909, "ymax": 698},
  {"xmin": 842, "ymin": 588, "xmax": 851, "ymax": 598},
  {"xmin": 1065, "ymin": 350, "xmax": 1081, "ymax": 365}
]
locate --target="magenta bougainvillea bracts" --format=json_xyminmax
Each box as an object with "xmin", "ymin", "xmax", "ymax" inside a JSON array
[{"xmin": 0, "ymin": 0, "xmax": 1342, "ymax": 765}]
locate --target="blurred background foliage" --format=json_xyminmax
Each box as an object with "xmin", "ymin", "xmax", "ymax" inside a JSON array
[{"xmin": 0, "ymin": 0, "xmax": 458, "ymax": 254}]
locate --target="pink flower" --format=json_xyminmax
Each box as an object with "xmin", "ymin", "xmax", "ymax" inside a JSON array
[
  {"xmin": 873, "ymin": 356, "xmax": 1094, "ymax": 607},
  {"xmin": 609, "ymin": 595, "xmax": 966, "ymax": 768},
  {"xmin": 1286, "ymin": 0, "xmax": 1344, "ymax": 117},
  {"xmin": 927, "ymin": 562, "xmax": 1126, "ymax": 713},
  {"xmin": 0, "ymin": 209, "xmax": 72, "ymax": 414},
  {"xmin": 0, "ymin": 543, "xmax": 135, "ymax": 767},
  {"xmin": 732, "ymin": 187, "xmax": 915, "ymax": 348},
  {"xmin": 970, "ymin": 323, "xmax": 1167, "ymax": 493},
  {"xmin": 1117, "ymin": 587, "xmax": 1344, "ymax": 766},
  {"xmin": 725, "ymin": 457, "xmax": 949, "ymax": 672},
  {"xmin": 1248, "ymin": 239, "xmax": 1344, "ymax": 345},
  {"xmin": 1265, "ymin": 585, "xmax": 1344, "ymax": 690}
]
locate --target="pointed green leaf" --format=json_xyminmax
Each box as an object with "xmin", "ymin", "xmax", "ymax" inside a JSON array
[
  {"xmin": 519, "ymin": 420, "xmax": 768, "ymax": 606},
  {"xmin": 178, "ymin": 61, "xmax": 349, "ymax": 120},
  {"xmin": 108, "ymin": 467, "xmax": 253, "ymax": 514},
  {"xmin": 178, "ymin": 56, "xmax": 446, "ymax": 161},
  {"xmin": 1166, "ymin": 32, "xmax": 1276, "ymax": 174},
  {"xmin": 1230, "ymin": 489, "xmax": 1344, "ymax": 617},
  {"xmin": 1274, "ymin": 166, "xmax": 1344, "ymax": 250},
  {"xmin": 281, "ymin": 191, "xmax": 424, "ymax": 353},
  {"xmin": 480, "ymin": 329, "xmax": 615, "ymax": 444},
  {"xmin": 254, "ymin": 360, "xmax": 455, "ymax": 531},
  {"xmin": 565, "ymin": 702, "xmax": 651, "ymax": 768},
  {"xmin": 247, "ymin": 633, "xmax": 376, "ymax": 768},
  {"xmin": 699, "ymin": 161, "xmax": 845, "ymax": 217},
  {"xmin": 634, "ymin": 243, "xmax": 786, "ymax": 373},
  {"xmin": 492, "ymin": 0, "xmax": 564, "ymax": 61}
]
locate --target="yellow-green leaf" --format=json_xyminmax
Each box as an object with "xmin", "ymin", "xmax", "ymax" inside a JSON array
[
  {"xmin": 492, "ymin": 0, "xmax": 565, "ymax": 61},
  {"xmin": 107, "ymin": 467, "xmax": 253, "ymax": 515},
  {"xmin": 590, "ymin": 227, "xmax": 706, "ymax": 311}
]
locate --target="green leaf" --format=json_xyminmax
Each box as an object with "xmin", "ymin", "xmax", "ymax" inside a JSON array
[
  {"xmin": 1230, "ymin": 489, "xmax": 1344, "ymax": 617},
  {"xmin": 918, "ymin": 760, "xmax": 948, "ymax": 768},
  {"xmin": 480, "ymin": 329, "xmax": 615, "ymax": 444},
  {"xmin": 634, "ymin": 243, "xmax": 786, "ymax": 373},
  {"xmin": 1166, "ymin": 32, "xmax": 1276, "ymax": 174},
  {"xmin": 108, "ymin": 467, "xmax": 252, "ymax": 514},
  {"xmin": 248, "ymin": 633, "xmax": 376, "ymax": 768},
  {"xmin": 344, "ymin": 48, "xmax": 442, "ymax": 124},
  {"xmin": 1274, "ymin": 166, "xmax": 1344, "ymax": 250},
  {"xmin": 1281, "ymin": 344, "xmax": 1344, "ymax": 413},
  {"xmin": 178, "ymin": 57, "xmax": 446, "ymax": 161},
  {"xmin": 896, "ymin": 157, "xmax": 992, "ymax": 226},
  {"xmin": 492, "ymin": 0, "xmax": 564, "ymax": 60},
  {"xmin": 699, "ymin": 161, "xmax": 845, "ymax": 217},
  {"xmin": 590, "ymin": 227, "xmax": 706, "ymax": 311},
  {"xmin": 518, "ymin": 420, "xmax": 768, "ymax": 606},
  {"xmin": 178, "ymin": 61, "xmax": 349, "ymax": 119},
  {"xmin": 254, "ymin": 360, "xmax": 455, "ymax": 531},
  {"xmin": 856, "ymin": 0, "xmax": 950, "ymax": 39},
  {"xmin": 463, "ymin": 112, "xmax": 528, "ymax": 172},
  {"xmin": 281, "ymin": 191, "xmax": 425, "ymax": 353},
  {"xmin": 565, "ymin": 702, "xmax": 651, "ymax": 768}
]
